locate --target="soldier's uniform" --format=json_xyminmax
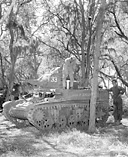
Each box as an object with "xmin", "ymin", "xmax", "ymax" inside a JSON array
[
  {"xmin": 63, "ymin": 56, "xmax": 77, "ymax": 89},
  {"xmin": 108, "ymin": 79, "xmax": 125, "ymax": 125},
  {"xmin": 11, "ymin": 83, "xmax": 21, "ymax": 100}
]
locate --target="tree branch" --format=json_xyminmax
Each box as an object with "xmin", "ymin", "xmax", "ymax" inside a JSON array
[
  {"xmin": 20, "ymin": 0, "xmax": 32, "ymax": 6},
  {"xmin": 0, "ymin": 0, "xmax": 16, "ymax": 25},
  {"xmin": 110, "ymin": 8, "xmax": 128, "ymax": 41},
  {"xmin": 37, "ymin": 37, "xmax": 63, "ymax": 58},
  {"xmin": 104, "ymin": 53, "xmax": 128, "ymax": 87}
]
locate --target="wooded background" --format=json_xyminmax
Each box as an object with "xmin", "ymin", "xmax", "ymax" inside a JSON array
[
  {"xmin": 1, "ymin": 0, "xmax": 128, "ymax": 132},
  {"xmin": 1, "ymin": 0, "xmax": 128, "ymax": 89}
]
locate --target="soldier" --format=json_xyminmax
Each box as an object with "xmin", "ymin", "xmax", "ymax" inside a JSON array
[
  {"xmin": 63, "ymin": 56, "xmax": 77, "ymax": 89},
  {"xmin": 11, "ymin": 83, "xmax": 21, "ymax": 100},
  {"xmin": 108, "ymin": 79, "xmax": 125, "ymax": 125}
]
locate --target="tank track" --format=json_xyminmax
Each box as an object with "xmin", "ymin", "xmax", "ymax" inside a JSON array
[
  {"xmin": 3, "ymin": 100, "xmax": 30, "ymax": 128},
  {"xmin": 27, "ymin": 100, "xmax": 90, "ymax": 132},
  {"xmin": 95, "ymin": 100, "xmax": 109, "ymax": 126}
]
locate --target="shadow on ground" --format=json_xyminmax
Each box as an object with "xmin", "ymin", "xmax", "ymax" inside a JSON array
[
  {"xmin": 99, "ymin": 117, "xmax": 128, "ymax": 145},
  {"xmin": 1, "ymin": 112, "xmax": 128, "ymax": 157}
]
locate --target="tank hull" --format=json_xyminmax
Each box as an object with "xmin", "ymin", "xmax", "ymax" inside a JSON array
[{"xmin": 3, "ymin": 89, "xmax": 109, "ymax": 131}]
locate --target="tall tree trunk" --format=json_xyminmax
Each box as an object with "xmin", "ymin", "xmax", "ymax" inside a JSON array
[
  {"xmin": 85, "ymin": 0, "xmax": 95, "ymax": 86},
  {"xmin": 33, "ymin": 47, "xmax": 39, "ymax": 79},
  {"xmin": 79, "ymin": 0, "xmax": 86, "ymax": 87},
  {"xmin": 0, "ymin": 52, "xmax": 6, "ymax": 87},
  {"xmin": 88, "ymin": 0, "xmax": 106, "ymax": 133},
  {"xmin": 7, "ymin": 28, "xmax": 17, "ymax": 99},
  {"xmin": 6, "ymin": 8, "xmax": 18, "ymax": 100}
]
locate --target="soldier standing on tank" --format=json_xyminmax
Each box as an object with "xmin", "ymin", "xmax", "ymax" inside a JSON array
[
  {"xmin": 63, "ymin": 56, "xmax": 77, "ymax": 89},
  {"xmin": 108, "ymin": 79, "xmax": 125, "ymax": 125}
]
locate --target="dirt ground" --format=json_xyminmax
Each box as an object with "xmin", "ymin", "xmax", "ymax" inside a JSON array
[{"xmin": 1, "ymin": 112, "xmax": 128, "ymax": 157}]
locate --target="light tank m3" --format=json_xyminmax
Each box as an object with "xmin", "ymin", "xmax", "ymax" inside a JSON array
[
  {"xmin": 2, "ymin": 66, "xmax": 109, "ymax": 131},
  {"xmin": 3, "ymin": 88, "xmax": 109, "ymax": 131}
]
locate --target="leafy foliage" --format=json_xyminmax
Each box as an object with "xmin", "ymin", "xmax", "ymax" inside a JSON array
[{"xmin": 0, "ymin": 0, "xmax": 128, "ymax": 89}]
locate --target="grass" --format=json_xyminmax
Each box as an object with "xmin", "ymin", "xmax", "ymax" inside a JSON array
[
  {"xmin": 0, "ymin": 125, "xmax": 128, "ymax": 157},
  {"xmin": 1, "ymin": 107, "xmax": 128, "ymax": 157},
  {"xmin": 1, "ymin": 92, "xmax": 128, "ymax": 157},
  {"xmin": 0, "ymin": 134, "xmax": 39, "ymax": 157}
]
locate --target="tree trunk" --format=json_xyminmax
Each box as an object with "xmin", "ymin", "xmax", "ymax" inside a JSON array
[
  {"xmin": 79, "ymin": 0, "xmax": 86, "ymax": 87},
  {"xmin": 6, "ymin": 8, "xmax": 18, "ymax": 100},
  {"xmin": 7, "ymin": 31, "xmax": 17, "ymax": 100},
  {"xmin": 0, "ymin": 52, "xmax": 6, "ymax": 87},
  {"xmin": 33, "ymin": 47, "xmax": 39, "ymax": 79},
  {"xmin": 85, "ymin": 0, "xmax": 95, "ymax": 86},
  {"xmin": 88, "ymin": 0, "xmax": 106, "ymax": 133}
]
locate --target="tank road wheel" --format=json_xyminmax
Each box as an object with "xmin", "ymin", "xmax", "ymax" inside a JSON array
[
  {"xmin": 80, "ymin": 114, "xmax": 89, "ymax": 129},
  {"xmin": 41, "ymin": 117, "xmax": 53, "ymax": 131},
  {"xmin": 68, "ymin": 115, "xmax": 76, "ymax": 128},
  {"xmin": 56, "ymin": 115, "xmax": 67, "ymax": 131},
  {"xmin": 3, "ymin": 101, "xmax": 27, "ymax": 128},
  {"xmin": 33, "ymin": 107, "xmax": 45, "ymax": 127},
  {"xmin": 31, "ymin": 107, "xmax": 53, "ymax": 131},
  {"xmin": 96, "ymin": 106, "xmax": 109, "ymax": 127},
  {"xmin": 81, "ymin": 117, "xmax": 89, "ymax": 129}
]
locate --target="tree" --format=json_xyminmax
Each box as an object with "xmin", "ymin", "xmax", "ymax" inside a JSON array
[
  {"xmin": 88, "ymin": 0, "xmax": 107, "ymax": 133},
  {"xmin": 37, "ymin": 0, "xmax": 96, "ymax": 87},
  {"xmin": 0, "ymin": 0, "xmax": 33, "ymax": 98},
  {"xmin": 0, "ymin": 52, "xmax": 6, "ymax": 87}
]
